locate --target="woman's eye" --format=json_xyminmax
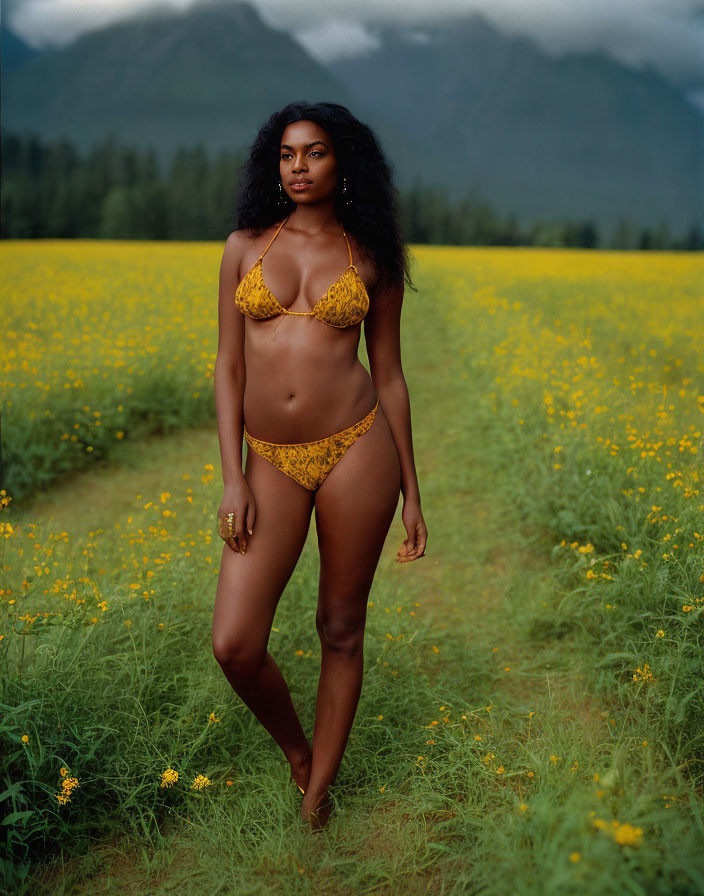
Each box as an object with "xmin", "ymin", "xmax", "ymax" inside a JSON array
[{"xmin": 281, "ymin": 151, "xmax": 322, "ymax": 160}]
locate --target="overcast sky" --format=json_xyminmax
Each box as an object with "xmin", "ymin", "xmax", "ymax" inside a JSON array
[{"xmin": 5, "ymin": 0, "xmax": 704, "ymax": 102}]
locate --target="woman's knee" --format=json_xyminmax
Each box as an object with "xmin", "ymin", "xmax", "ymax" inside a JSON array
[
  {"xmin": 212, "ymin": 631, "xmax": 265, "ymax": 679},
  {"xmin": 316, "ymin": 612, "xmax": 366, "ymax": 656}
]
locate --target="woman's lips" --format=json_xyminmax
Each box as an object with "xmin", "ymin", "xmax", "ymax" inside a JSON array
[{"xmin": 291, "ymin": 182, "xmax": 311, "ymax": 191}]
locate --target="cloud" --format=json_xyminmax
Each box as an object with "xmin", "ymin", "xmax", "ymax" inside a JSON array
[
  {"xmin": 292, "ymin": 20, "xmax": 381, "ymax": 62},
  {"xmin": 5, "ymin": 0, "xmax": 193, "ymax": 47},
  {"xmin": 6, "ymin": 0, "xmax": 704, "ymax": 92}
]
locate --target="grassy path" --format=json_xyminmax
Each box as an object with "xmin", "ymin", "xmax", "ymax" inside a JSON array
[{"xmin": 16, "ymin": 254, "xmax": 701, "ymax": 895}]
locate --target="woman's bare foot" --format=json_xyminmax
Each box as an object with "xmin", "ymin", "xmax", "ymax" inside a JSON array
[
  {"xmin": 289, "ymin": 748, "xmax": 312, "ymax": 795},
  {"xmin": 299, "ymin": 788, "xmax": 333, "ymax": 831}
]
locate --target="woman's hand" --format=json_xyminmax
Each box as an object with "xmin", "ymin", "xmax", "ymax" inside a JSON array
[
  {"xmin": 217, "ymin": 475, "xmax": 256, "ymax": 555},
  {"xmin": 397, "ymin": 497, "xmax": 427, "ymax": 563}
]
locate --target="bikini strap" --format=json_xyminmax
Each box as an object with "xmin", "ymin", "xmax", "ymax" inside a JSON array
[
  {"xmin": 259, "ymin": 215, "xmax": 289, "ymax": 259},
  {"xmin": 341, "ymin": 228, "xmax": 353, "ymax": 267}
]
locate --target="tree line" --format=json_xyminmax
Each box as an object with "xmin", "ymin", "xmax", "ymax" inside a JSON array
[{"xmin": 1, "ymin": 132, "xmax": 701, "ymax": 250}]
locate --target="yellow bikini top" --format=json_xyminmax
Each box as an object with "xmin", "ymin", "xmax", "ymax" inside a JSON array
[{"xmin": 234, "ymin": 215, "xmax": 369, "ymax": 329}]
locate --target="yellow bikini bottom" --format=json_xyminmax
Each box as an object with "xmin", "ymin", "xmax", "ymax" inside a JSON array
[{"xmin": 244, "ymin": 400, "xmax": 379, "ymax": 491}]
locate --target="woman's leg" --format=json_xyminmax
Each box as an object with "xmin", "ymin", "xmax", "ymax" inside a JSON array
[
  {"xmin": 301, "ymin": 408, "xmax": 401, "ymax": 826},
  {"xmin": 212, "ymin": 449, "xmax": 315, "ymax": 789}
]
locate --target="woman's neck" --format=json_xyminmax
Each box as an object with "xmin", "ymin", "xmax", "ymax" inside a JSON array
[{"xmin": 286, "ymin": 202, "xmax": 340, "ymax": 235}]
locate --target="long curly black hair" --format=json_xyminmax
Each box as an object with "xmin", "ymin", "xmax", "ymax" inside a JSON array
[{"xmin": 230, "ymin": 101, "xmax": 414, "ymax": 293}]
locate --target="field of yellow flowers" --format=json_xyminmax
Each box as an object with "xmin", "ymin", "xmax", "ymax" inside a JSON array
[
  {"xmin": 1, "ymin": 240, "xmax": 703, "ymax": 895},
  {"xmin": 428, "ymin": 245, "xmax": 704, "ymax": 759},
  {"xmin": 2, "ymin": 240, "xmax": 218, "ymax": 499}
]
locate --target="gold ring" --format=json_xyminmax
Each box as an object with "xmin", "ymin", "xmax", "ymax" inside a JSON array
[{"xmin": 217, "ymin": 513, "xmax": 237, "ymax": 542}]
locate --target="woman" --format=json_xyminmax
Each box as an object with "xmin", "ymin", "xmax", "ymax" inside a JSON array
[{"xmin": 211, "ymin": 101, "xmax": 427, "ymax": 830}]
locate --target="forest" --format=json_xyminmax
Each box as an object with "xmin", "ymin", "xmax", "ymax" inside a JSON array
[{"xmin": 2, "ymin": 132, "xmax": 701, "ymax": 250}]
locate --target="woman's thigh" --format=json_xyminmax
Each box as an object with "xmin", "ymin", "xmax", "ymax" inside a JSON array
[
  {"xmin": 313, "ymin": 408, "xmax": 401, "ymax": 631},
  {"xmin": 212, "ymin": 448, "xmax": 315, "ymax": 666}
]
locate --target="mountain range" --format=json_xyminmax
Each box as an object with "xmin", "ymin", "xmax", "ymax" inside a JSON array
[{"xmin": 2, "ymin": 0, "xmax": 702, "ymax": 237}]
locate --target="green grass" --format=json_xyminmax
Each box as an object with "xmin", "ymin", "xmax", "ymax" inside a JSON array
[{"xmin": 2, "ymin": 248, "xmax": 703, "ymax": 895}]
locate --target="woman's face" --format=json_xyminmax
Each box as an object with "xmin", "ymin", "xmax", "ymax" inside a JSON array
[{"xmin": 279, "ymin": 120, "xmax": 339, "ymax": 206}]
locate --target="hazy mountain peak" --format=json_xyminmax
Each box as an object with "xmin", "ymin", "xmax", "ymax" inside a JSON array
[
  {"xmin": 2, "ymin": 3, "xmax": 701, "ymax": 237},
  {"xmin": 1, "ymin": 26, "xmax": 40, "ymax": 73}
]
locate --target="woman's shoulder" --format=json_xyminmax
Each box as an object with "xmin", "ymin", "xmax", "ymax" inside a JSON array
[
  {"xmin": 222, "ymin": 227, "xmax": 259, "ymax": 267},
  {"xmin": 225, "ymin": 218, "xmax": 286, "ymax": 249},
  {"xmin": 225, "ymin": 226, "xmax": 256, "ymax": 247}
]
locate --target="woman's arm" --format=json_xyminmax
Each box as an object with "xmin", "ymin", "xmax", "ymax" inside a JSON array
[
  {"xmin": 364, "ymin": 277, "xmax": 427, "ymax": 562},
  {"xmin": 214, "ymin": 232, "xmax": 256, "ymax": 553}
]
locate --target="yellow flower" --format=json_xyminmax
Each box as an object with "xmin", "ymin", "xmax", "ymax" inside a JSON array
[
  {"xmin": 160, "ymin": 768, "xmax": 179, "ymax": 788},
  {"xmin": 655, "ymin": 629, "xmax": 665, "ymax": 638},
  {"xmin": 62, "ymin": 776, "xmax": 79, "ymax": 794},
  {"xmin": 593, "ymin": 818, "xmax": 644, "ymax": 846},
  {"xmin": 549, "ymin": 754, "xmax": 560, "ymax": 765},
  {"xmin": 208, "ymin": 712, "xmax": 220, "ymax": 724},
  {"xmin": 55, "ymin": 774, "xmax": 80, "ymax": 805},
  {"xmin": 191, "ymin": 774, "xmax": 212, "ymax": 791},
  {"xmin": 632, "ymin": 663, "xmax": 656, "ymax": 683},
  {"xmin": 570, "ymin": 853, "xmax": 581, "ymax": 863},
  {"xmin": 612, "ymin": 823, "xmax": 643, "ymax": 846},
  {"xmin": 21, "ymin": 734, "xmax": 29, "ymax": 744}
]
